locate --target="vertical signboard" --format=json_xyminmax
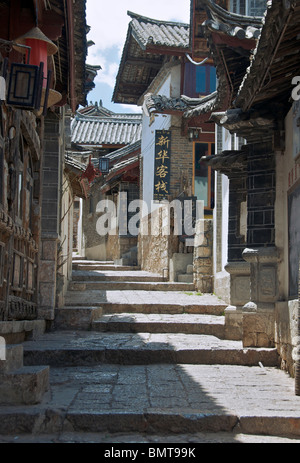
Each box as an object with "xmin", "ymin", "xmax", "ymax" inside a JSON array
[{"xmin": 154, "ymin": 130, "xmax": 171, "ymax": 201}]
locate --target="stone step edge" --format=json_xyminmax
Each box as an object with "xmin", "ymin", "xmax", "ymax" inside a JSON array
[
  {"xmin": 72, "ymin": 265, "xmax": 142, "ymax": 271},
  {"xmin": 24, "ymin": 347, "xmax": 279, "ymax": 367},
  {"xmin": 63, "ymin": 303, "xmax": 227, "ymax": 316},
  {"xmin": 0, "ymin": 409, "xmax": 299, "ymax": 439},
  {"xmin": 71, "ymin": 275, "xmax": 166, "ymax": 282},
  {"xmin": 0, "ymin": 365, "xmax": 49, "ymax": 405},
  {"xmin": 69, "ymin": 281, "xmax": 195, "ymax": 288},
  {"xmin": 91, "ymin": 316, "xmax": 225, "ymax": 337}
]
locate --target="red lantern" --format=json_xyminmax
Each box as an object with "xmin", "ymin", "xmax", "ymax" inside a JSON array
[
  {"xmin": 13, "ymin": 27, "xmax": 62, "ymax": 112},
  {"xmin": 25, "ymin": 38, "xmax": 48, "ymax": 87}
]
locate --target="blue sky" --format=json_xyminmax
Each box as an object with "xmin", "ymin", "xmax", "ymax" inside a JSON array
[{"xmin": 86, "ymin": 0, "xmax": 191, "ymax": 113}]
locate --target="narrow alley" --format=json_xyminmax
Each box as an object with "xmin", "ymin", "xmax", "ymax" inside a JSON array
[
  {"xmin": 0, "ymin": 258, "xmax": 299, "ymax": 444},
  {"xmin": 1, "ymin": 0, "xmax": 300, "ymax": 448}
]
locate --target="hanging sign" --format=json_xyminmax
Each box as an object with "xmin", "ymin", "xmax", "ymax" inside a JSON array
[{"xmin": 153, "ymin": 130, "xmax": 171, "ymax": 201}]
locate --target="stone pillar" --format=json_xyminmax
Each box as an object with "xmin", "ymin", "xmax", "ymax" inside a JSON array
[
  {"xmin": 224, "ymin": 156, "xmax": 249, "ymax": 339},
  {"xmin": 242, "ymin": 247, "xmax": 279, "ymax": 347},
  {"xmin": 241, "ymin": 142, "xmax": 278, "ymax": 347},
  {"xmin": 224, "ymin": 261, "xmax": 250, "ymax": 340},
  {"xmin": 38, "ymin": 111, "xmax": 63, "ymax": 321},
  {"xmin": 193, "ymin": 219, "xmax": 213, "ymax": 293}
]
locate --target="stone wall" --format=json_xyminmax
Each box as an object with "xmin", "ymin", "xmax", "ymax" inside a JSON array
[
  {"xmin": 275, "ymin": 300, "xmax": 298, "ymax": 376},
  {"xmin": 82, "ymin": 184, "xmax": 107, "ymax": 261},
  {"xmin": 193, "ymin": 219, "xmax": 213, "ymax": 293},
  {"xmin": 39, "ymin": 111, "xmax": 63, "ymax": 321},
  {"xmin": 169, "ymin": 124, "xmax": 194, "ymax": 198},
  {"xmin": 139, "ymin": 205, "xmax": 179, "ymax": 277}
]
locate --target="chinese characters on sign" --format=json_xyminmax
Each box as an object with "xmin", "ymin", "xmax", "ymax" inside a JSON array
[{"xmin": 154, "ymin": 130, "xmax": 171, "ymax": 201}]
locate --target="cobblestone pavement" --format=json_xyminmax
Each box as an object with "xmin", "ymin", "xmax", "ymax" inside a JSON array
[
  {"xmin": 2, "ymin": 263, "xmax": 300, "ymax": 445},
  {"xmin": 1, "ymin": 363, "xmax": 300, "ymax": 443},
  {"xmin": 65, "ymin": 289, "xmax": 227, "ymax": 311},
  {"xmin": 1, "ymin": 431, "xmax": 300, "ymax": 443}
]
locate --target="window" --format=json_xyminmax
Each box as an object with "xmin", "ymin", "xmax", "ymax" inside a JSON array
[
  {"xmin": 196, "ymin": 66, "xmax": 216, "ymax": 95},
  {"xmin": 194, "ymin": 142, "xmax": 215, "ymax": 212},
  {"xmin": 184, "ymin": 63, "xmax": 217, "ymax": 98},
  {"xmin": 230, "ymin": 0, "xmax": 267, "ymax": 16},
  {"xmin": 17, "ymin": 172, "xmax": 23, "ymax": 219}
]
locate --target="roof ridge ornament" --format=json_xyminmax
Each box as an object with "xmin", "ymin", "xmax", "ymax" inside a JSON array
[{"xmin": 185, "ymin": 53, "xmax": 209, "ymax": 66}]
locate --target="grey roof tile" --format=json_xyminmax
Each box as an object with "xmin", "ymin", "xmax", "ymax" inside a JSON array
[
  {"xmin": 71, "ymin": 113, "xmax": 142, "ymax": 146},
  {"xmin": 128, "ymin": 11, "xmax": 190, "ymax": 50}
]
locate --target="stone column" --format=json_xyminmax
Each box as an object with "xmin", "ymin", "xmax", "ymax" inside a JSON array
[
  {"xmin": 242, "ymin": 247, "xmax": 279, "ymax": 347},
  {"xmin": 193, "ymin": 219, "xmax": 213, "ymax": 293},
  {"xmin": 224, "ymin": 261, "xmax": 250, "ymax": 340},
  {"xmin": 224, "ymin": 157, "xmax": 249, "ymax": 340},
  {"xmin": 38, "ymin": 111, "xmax": 63, "ymax": 321},
  {"xmin": 202, "ymin": 148, "xmax": 249, "ymax": 338},
  {"xmin": 241, "ymin": 142, "xmax": 278, "ymax": 347}
]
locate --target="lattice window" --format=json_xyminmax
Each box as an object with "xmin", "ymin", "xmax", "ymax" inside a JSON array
[{"xmin": 230, "ymin": 0, "xmax": 266, "ymax": 16}]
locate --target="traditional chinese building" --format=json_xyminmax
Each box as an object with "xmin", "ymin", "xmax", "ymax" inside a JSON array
[
  {"xmin": 113, "ymin": 10, "xmax": 223, "ymax": 291},
  {"xmin": 70, "ymin": 105, "xmax": 142, "ymax": 261},
  {"xmin": 0, "ymin": 0, "xmax": 93, "ymax": 404},
  {"xmin": 198, "ymin": 0, "xmax": 300, "ymax": 379}
]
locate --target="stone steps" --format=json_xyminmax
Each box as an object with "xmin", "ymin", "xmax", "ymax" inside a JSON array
[
  {"xmin": 4, "ymin": 259, "xmax": 297, "ymax": 441},
  {"xmin": 72, "ymin": 263, "xmax": 141, "ymax": 272},
  {"xmin": 0, "ymin": 345, "xmax": 49, "ymax": 405},
  {"xmin": 71, "ymin": 271, "xmax": 165, "ymax": 283},
  {"xmin": 178, "ymin": 273, "xmax": 194, "ymax": 283},
  {"xmin": 69, "ymin": 280, "xmax": 195, "ymax": 292},
  {"xmin": 1, "ymin": 362, "xmax": 299, "ymax": 440},
  {"xmin": 64, "ymin": 289, "xmax": 226, "ymax": 315},
  {"xmin": 23, "ymin": 331, "xmax": 279, "ymax": 368},
  {"xmin": 63, "ymin": 301, "xmax": 226, "ymax": 316},
  {"xmin": 91, "ymin": 313, "xmax": 226, "ymax": 338}
]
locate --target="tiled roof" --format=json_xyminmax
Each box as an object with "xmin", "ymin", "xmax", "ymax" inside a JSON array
[
  {"xmin": 65, "ymin": 153, "xmax": 86, "ymax": 172},
  {"xmin": 104, "ymin": 140, "xmax": 141, "ymax": 163},
  {"xmin": 78, "ymin": 103, "xmax": 115, "ymax": 117},
  {"xmin": 203, "ymin": 0, "xmax": 263, "ymax": 40},
  {"xmin": 113, "ymin": 12, "xmax": 190, "ymax": 105},
  {"xmin": 143, "ymin": 92, "xmax": 217, "ymax": 118},
  {"xmin": 71, "ymin": 113, "xmax": 142, "ymax": 147},
  {"xmin": 128, "ymin": 11, "xmax": 190, "ymax": 50},
  {"xmin": 234, "ymin": 0, "xmax": 300, "ymax": 113}
]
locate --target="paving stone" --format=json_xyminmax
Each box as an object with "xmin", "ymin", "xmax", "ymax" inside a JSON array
[{"xmin": 1, "ymin": 260, "xmax": 299, "ymax": 442}]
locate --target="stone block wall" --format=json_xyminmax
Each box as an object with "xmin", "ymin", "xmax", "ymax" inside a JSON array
[
  {"xmin": 139, "ymin": 205, "xmax": 179, "ymax": 276},
  {"xmin": 168, "ymin": 125, "xmax": 194, "ymax": 198},
  {"xmin": 193, "ymin": 219, "xmax": 213, "ymax": 293},
  {"xmin": 39, "ymin": 111, "xmax": 62, "ymax": 321}
]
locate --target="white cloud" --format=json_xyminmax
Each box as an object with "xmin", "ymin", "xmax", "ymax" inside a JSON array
[
  {"xmin": 86, "ymin": 0, "xmax": 190, "ymax": 52},
  {"xmin": 85, "ymin": 0, "xmax": 191, "ymax": 111},
  {"xmin": 89, "ymin": 51, "xmax": 119, "ymax": 89}
]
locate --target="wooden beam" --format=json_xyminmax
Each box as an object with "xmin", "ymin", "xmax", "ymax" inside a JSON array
[
  {"xmin": 66, "ymin": 0, "xmax": 76, "ymax": 112},
  {"xmin": 145, "ymin": 44, "xmax": 188, "ymax": 56},
  {"xmin": 33, "ymin": 0, "xmax": 43, "ymax": 26},
  {"xmin": 125, "ymin": 58, "xmax": 162, "ymax": 68}
]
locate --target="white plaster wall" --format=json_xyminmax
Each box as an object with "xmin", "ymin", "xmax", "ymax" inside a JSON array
[
  {"xmin": 276, "ymin": 107, "xmax": 300, "ymax": 299},
  {"xmin": 141, "ymin": 65, "xmax": 181, "ymax": 218},
  {"xmin": 77, "ymin": 198, "xmax": 84, "ymax": 257},
  {"xmin": 221, "ymin": 173, "xmax": 229, "ymax": 268},
  {"xmin": 213, "ymin": 127, "xmax": 231, "ymax": 302},
  {"xmin": 274, "ymin": 106, "xmax": 300, "ymax": 374}
]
